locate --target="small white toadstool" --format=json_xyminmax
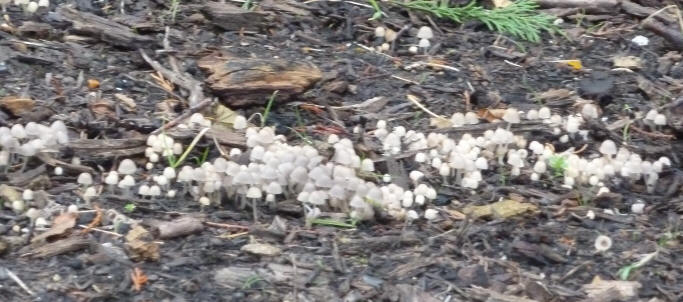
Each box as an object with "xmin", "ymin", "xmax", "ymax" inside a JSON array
[
  {"xmin": 118, "ymin": 159, "xmax": 137, "ymax": 175},
  {"xmin": 594, "ymin": 235, "xmax": 612, "ymax": 252},
  {"xmin": 416, "ymin": 26, "xmax": 433, "ymax": 40},
  {"xmin": 424, "ymin": 208, "xmax": 439, "ymax": 220},
  {"xmin": 77, "ymin": 173, "xmax": 93, "ymax": 187}
]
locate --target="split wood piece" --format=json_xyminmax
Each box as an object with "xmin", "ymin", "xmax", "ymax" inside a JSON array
[
  {"xmin": 201, "ymin": 2, "xmax": 268, "ymax": 31},
  {"xmin": 468, "ymin": 285, "xmax": 540, "ymax": 302},
  {"xmin": 339, "ymin": 231, "xmax": 421, "ymax": 254},
  {"xmin": 139, "ymin": 49, "xmax": 204, "ymax": 107},
  {"xmin": 67, "ymin": 137, "xmax": 147, "ymax": 159},
  {"xmin": 36, "ymin": 153, "xmax": 95, "ymax": 173},
  {"xmin": 433, "ymin": 121, "xmax": 554, "ymax": 136},
  {"xmin": 621, "ymin": 0, "xmax": 679, "ymax": 25},
  {"xmin": 7, "ymin": 164, "xmax": 46, "ymax": 187},
  {"xmin": 535, "ymin": 0, "xmax": 619, "ymax": 14},
  {"xmin": 260, "ymin": 0, "xmax": 311, "ymax": 16},
  {"xmin": 55, "ymin": 7, "xmax": 156, "ymax": 48},
  {"xmin": 25, "ymin": 235, "xmax": 94, "ymax": 258},
  {"xmin": 214, "ymin": 263, "xmax": 328, "ymax": 289},
  {"xmin": 153, "ymin": 216, "xmax": 204, "ymax": 239},
  {"xmin": 166, "ymin": 126, "xmax": 246, "ymax": 148},
  {"xmin": 198, "ymin": 53, "xmax": 322, "ymax": 107}
]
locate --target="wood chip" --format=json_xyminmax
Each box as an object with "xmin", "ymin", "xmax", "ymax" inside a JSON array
[
  {"xmin": 0, "ymin": 96, "xmax": 35, "ymax": 116},
  {"xmin": 241, "ymin": 243, "xmax": 282, "ymax": 257},
  {"xmin": 198, "ymin": 53, "xmax": 322, "ymax": 107}
]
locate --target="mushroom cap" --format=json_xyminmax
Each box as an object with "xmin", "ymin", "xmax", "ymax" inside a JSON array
[
  {"xmin": 418, "ymin": 38, "xmax": 431, "ymax": 48},
  {"xmin": 233, "ymin": 115, "xmax": 247, "ymax": 130},
  {"xmin": 246, "ymin": 186, "xmax": 263, "ymax": 199},
  {"xmin": 416, "ymin": 26, "xmax": 434, "ymax": 40},
  {"xmin": 374, "ymin": 26, "xmax": 386, "ymax": 38},
  {"xmin": 118, "ymin": 159, "xmax": 137, "ymax": 175},
  {"xmin": 599, "ymin": 140, "xmax": 617, "ymax": 155},
  {"xmin": 77, "ymin": 173, "xmax": 93, "ymax": 185}
]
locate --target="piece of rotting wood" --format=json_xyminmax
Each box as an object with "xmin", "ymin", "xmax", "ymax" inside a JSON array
[
  {"xmin": 56, "ymin": 7, "xmax": 156, "ymax": 48},
  {"xmin": 201, "ymin": 2, "xmax": 268, "ymax": 31},
  {"xmin": 198, "ymin": 53, "xmax": 322, "ymax": 107}
]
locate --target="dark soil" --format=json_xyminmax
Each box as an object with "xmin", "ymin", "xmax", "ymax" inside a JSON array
[{"xmin": 1, "ymin": 0, "xmax": 682, "ymax": 301}]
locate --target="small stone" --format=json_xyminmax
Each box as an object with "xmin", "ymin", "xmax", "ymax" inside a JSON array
[{"xmin": 631, "ymin": 35, "xmax": 649, "ymax": 46}]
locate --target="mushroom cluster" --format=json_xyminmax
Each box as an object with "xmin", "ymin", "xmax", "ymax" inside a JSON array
[{"xmin": 0, "ymin": 121, "xmax": 69, "ymax": 170}]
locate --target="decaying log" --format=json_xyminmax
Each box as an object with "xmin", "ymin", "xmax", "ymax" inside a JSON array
[
  {"xmin": 198, "ymin": 53, "xmax": 322, "ymax": 107},
  {"xmin": 201, "ymin": 2, "xmax": 267, "ymax": 31},
  {"xmin": 56, "ymin": 7, "xmax": 156, "ymax": 48},
  {"xmin": 67, "ymin": 138, "xmax": 147, "ymax": 159}
]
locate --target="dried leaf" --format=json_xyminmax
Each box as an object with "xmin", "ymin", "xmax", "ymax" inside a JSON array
[
  {"xmin": 32, "ymin": 212, "xmax": 78, "ymax": 243},
  {"xmin": 582, "ymin": 276, "xmax": 641, "ymax": 299},
  {"xmin": 212, "ymin": 103, "xmax": 239, "ymax": 127},
  {"xmin": 0, "ymin": 184, "xmax": 22, "ymax": 203},
  {"xmin": 0, "ymin": 96, "xmax": 35, "ymax": 115},
  {"xmin": 155, "ymin": 99, "xmax": 180, "ymax": 120},
  {"xmin": 114, "ymin": 93, "xmax": 137, "ymax": 112},
  {"xmin": 477, "ymin": 108, "xmax": 506, "ymax": 123},
  {"xmin": 463, "ymin": 199, "xmax": 538, "ymax": 219},
  {"xmin": 533, "ymin": 88, "xmax": 573, "ymax": 102},
  {"xmin": 125, "ymin": 225, "xmax": 160, "ymax": 261},
  {"xmin": 131, "ymin": 267, "xmax": 149, "ymax": 292},
  {"xmin": 150, "ymin": 71, "xmax": 174, "ymax": 93},
  {"xmin": 429, "ymin": 117, "xmax": 452, "ymax": 128},
  {"xmin": 89, "ymin": 99, "xmax": 116, "ymax": 120},
  {"xmin": 612, "ymin": 56, "xmax": 642, "ymax": 69},
  {"xmin": 241, "ymin": 243, "xmax": 281, "ymax": 256}
]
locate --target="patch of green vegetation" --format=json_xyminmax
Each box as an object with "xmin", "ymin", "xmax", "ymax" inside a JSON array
[
  {"xmin": 548, "ymin": 155, "xmax": 567, "ymax": 178},
  {"xmin": 165, "ymin": 127, "xmax": 210, "ymax": 168},
  {"xmin": 192, "ymin": 147, "xmax": 210, "ymax": 166},
  {"xmin": 367, "ymin": 0, "xmax": 385, "ymax": 20},
  {"xmin": 242, "ymin": 275, "xmax": 265, "ymax": 289},
  {"xmin": 394, "ymin": 0, "xmax": 559, "ymax": 42},
  {"xmin": 242, "ymin": 0, "xmax": 255, "ymax": 10},
  {"xmin": 617, "ymin": 250, "xmax": 658, "ymax": 280},
  {"xmin": 168, "ymin": 0, "xmax": 181, "ymax": 23},
  {"xmin": 124, "ymin": 203, "xmax": 136, "ymax": 213},
  {"xmin": 261, "ymin": 90, "xmax": 279, "ymax": 127},
  {"xmin": 657, "ymin": 231, "xmax": 678, "ymax": 247}
]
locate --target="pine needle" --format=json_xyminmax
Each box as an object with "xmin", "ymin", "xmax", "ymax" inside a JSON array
[{"xmin": 395, "ymin": 0, "xmax": 559, "ymax": 42}]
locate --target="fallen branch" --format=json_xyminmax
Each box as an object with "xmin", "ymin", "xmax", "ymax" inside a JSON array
[
  {"xmin": 138, "ymin": 49, "xmax": 204, "ymax": 107},
  {"xmin": 642, "ymin": 19, "xmax": 683, "ymax": 51}
]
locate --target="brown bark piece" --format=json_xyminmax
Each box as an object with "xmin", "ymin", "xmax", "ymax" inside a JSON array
[
  {"xmin": 198, "ymin": 54, "xmax": 322, "ymax": 107},
  {"xmin": 28, "ymin": 235, "xmax": 93, "ymax": 258},
  {"xmin": 56, "ymin": 7, "xmax": 156, "ymax": 48},
  {"xmin": 201, "ymin": 2, "xmax": 267, "ymax": 31},
  {"xmin": 154, "ymin": 216, "xmax": 204, "ymax": 239}
]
